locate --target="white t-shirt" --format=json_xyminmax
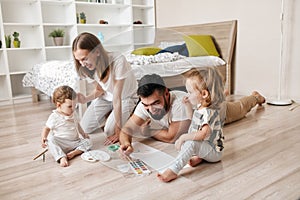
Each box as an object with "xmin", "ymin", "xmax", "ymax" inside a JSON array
[
  {"xmin": 95, "ymin": 52, "xmax": 137, "ymax": 101},
  {"xmin": 46, "ymin": 110, "xmax": 79, "ymax": 141},
  {"xmin": 134, "ymin": 90, "xmax": 190, "ymax": 129}
]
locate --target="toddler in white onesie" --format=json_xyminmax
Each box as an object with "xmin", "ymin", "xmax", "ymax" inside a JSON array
[{"xmin": 41, "ymin": 85, "xmax": 92, "ymax": 167}]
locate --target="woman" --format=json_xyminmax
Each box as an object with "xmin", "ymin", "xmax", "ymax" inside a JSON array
[{"xmin": 72, "ymin": 32, "xmax": 137, "ymax": 145}]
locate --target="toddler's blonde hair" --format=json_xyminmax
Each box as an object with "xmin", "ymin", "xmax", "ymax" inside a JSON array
[{"xmin": 184, "ymin": 67, "xmax": 225, "ymax": 109}]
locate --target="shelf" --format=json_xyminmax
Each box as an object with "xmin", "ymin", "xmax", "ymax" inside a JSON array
[
  {"xmin": 5, "ymin": 47, "xmax": 43, "ymax": 51},
  {"xmin": 45, "ymin": 45, "xmax": 72, "ymax": 49},
  {"xmin": 132, "ymin": 5, "xmax": 153, "ymax": 9},
  {"xmin": 3, "ymin": 23, "xmax": 40, "ymax": 27},
  {"xmin": 1, "ymin": 1, "xmax": 41, "ymax": 24},
  {"xmin": 133, "ymin": 24, "xmax": 155, "ymax": 28},
  {"xmin": 0, "ymin": 0, "xmax": 37, "ymax": 3},
  {"xmin": 43, "ymin": 23, "xmax": 75, "ymax": 27},
  {"xmin": 75, "ymin": 2, "xmax": 130, "ymax": 8},
  {"xmin": 0, "ymin": 0, "xmax": 155, "ymax": 105},
  {"xmin": 132, "ymin": 0, "xmax": 154, "ymax": 6},
  {"xmin": 40, "ymin": 0, "xmax": 74, "ymax": 6},
  {"xmin": 76, "ymin": 24, "xmax": 131, "ymax": 27}
]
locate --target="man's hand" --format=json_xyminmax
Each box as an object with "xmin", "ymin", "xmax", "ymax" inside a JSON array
[{"xmin": 119, "ymin": 143, "xmax": 134, "ymax": 157}]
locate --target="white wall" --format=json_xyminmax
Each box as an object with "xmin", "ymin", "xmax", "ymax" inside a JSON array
[{"xmin": 156, "ymin": 0, "xmax": 300, "ymax": 101}]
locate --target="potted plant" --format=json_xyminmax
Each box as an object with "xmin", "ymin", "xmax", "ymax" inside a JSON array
[
  {"xmin": 12, "ymin": 32, "xmax": 21, "ymax": 48},
  {"xmin": 80, "ymin": 12, "xmax": 86, "ymax": 24},
  {"xmin": 48, "ymin": 28, "xmax": 65, "ymax": 46},
  {"xmin": 5, "ymin": 35, "xmax": 11, "ymax": 48}
]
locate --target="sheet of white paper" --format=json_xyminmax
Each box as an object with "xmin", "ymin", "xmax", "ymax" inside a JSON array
[{"xmin": 131, "ymin": 142, "xmax": 176, "ymax": 173}]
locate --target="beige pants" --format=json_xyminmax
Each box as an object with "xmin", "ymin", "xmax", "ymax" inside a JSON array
[{"xmin": 225, "ymin": 95, "xmax": 257, "ymax": 124}]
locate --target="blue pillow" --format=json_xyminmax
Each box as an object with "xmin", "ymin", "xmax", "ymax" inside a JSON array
[{"xmin": 157, "ymin": 43, "xmax": 189, "ymax": 57}]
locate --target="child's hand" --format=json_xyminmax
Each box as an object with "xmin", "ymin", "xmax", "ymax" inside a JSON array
[
  {"xmin": 182, "ymin": 96, "xmax": 192, "ymax": 107},
  {"xmin": 175, "ymin": 135, "xmax": 185, "ymax": 151},
  {"xmin": 182, "ymin": 96, "xmax": 189, "ymax": 104},
  {"xmin": 41, "ymin": 138, "xmax": 47, "ymax": 148},
  {"xmin": 82, "ymin": 132, "xmax": 90, "ymax": 139}
]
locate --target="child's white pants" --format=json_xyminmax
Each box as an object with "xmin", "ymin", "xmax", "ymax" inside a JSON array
[
  {"xmin": 169, "ymin": 140, "xmax": 222, "ymax": 174},
  {"xmin": 47, "ymin": 134, "xmax": 92, "ymax": 162}
]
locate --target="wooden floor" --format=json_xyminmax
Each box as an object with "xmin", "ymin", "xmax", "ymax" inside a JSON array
[{"xmin": 0, "ymin": 96, "xmax": 300, "ymax": 200}]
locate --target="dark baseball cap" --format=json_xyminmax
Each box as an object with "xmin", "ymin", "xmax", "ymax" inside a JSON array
[{"xmin": 138, "ymin": 74, "xmax": 166, "ymax": 88}]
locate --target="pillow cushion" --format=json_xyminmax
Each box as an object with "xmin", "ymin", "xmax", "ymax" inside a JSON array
[
  {"xmin": 157, "ymin": 43, "xmax": 189, "ymax": 56},
  {"xmin": 131, "ymin": 46, "xmax": 162, "ymax": 55},
  {"xmin": 183, "ymin": 35, "xmax": 220, "ymax": 57}
]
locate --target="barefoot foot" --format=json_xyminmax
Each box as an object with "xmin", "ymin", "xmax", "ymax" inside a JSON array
[
  {"xmin": 67, "ymin": 149, "xmax": 83, "ymax": 160},
  {"xmin": 224, "ymin": 89, "xmax": 229, "ymax": 97},
  {"xmin": 252, "ymin": 91, "xmax": 265, "ymax": 106},
  {"xmin": 157, "ymin": 169, "xmax": 178, "ymax": 182},
  {"xmin": 188, "ymin": 156, "xmax": 203, "ymax": 167},
  {"xmin": 59, "ymin": 157, "xmax": 69, "ymax": 167}
]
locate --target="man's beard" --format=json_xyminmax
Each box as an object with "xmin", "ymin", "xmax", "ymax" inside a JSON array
[
  {"xmin": 149, "ymin": 108, "xmax": 167, "ymax": 120},
  {"xmin": 148, "ymin": 96, "xmax": 169, "ymax": 120}
]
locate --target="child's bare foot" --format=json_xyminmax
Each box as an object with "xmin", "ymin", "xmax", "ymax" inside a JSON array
[
  {"xmin": 188, "ymin": 156, "xmax": 203, "ymax": 167},
  {"xmin": 252, "ymin": 91, "xmax": 266, "ymax": 106},
  {"xmin": 224, "ymin": 89, "xmax": 229, "ymax": 97},
  {"xmin": 67, "ymin": 149, "xmax": 83, "ymax": 160},
  {"xmin": 59, "ymin": 157, "xmax": 69, "ymax": 167},
  {"xmin": 157, "ymin": 169, "xmax": 178, "ymax": 182}
]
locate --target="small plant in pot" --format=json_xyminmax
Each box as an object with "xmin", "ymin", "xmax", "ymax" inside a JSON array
[
  {"xmin": 5, "ymin": 35, "xmax": 11, "ymax": 48},
  {"xmin": 12, "ymin": 31, "xmax": 21, "ymax": 48},
  {"xmin": 80, "ymin": 12, "xmax": 86, "ymax": 24},
  {"xmin": 48, "ymin": 29, "xmax": 65, "ymax": 46}
]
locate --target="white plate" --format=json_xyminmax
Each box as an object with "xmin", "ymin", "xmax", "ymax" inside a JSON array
[{"xmin": 81, "ymin": 150, "xmax": 110, "ymax": 162}]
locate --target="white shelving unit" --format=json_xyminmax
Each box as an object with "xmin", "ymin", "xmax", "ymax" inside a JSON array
[{"xmin": 0, "ymin": 0, "xmax": 155, "ymax": 106}]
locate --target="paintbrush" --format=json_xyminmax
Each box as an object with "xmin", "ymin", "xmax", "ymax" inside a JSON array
[{"xmin": 33, "ymin": 148, "xmax": 48, "ymax": 161}]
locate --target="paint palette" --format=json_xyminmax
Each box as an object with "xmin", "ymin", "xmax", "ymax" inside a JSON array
[{"xmin": 129, "ymin": 159, "xmax": 151, "ymax": 175}]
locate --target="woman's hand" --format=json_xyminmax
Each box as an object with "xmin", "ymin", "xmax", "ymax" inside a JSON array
[
  {"xmin": 104, "ymin": 133, "xmax": 119, "ymax": 145},
  {"xmin": 77, "ymin": 93, "xmax": 87, "ymax": 104}
]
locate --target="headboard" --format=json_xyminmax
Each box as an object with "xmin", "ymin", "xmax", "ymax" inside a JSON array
[{"xmin": 154, "ymin": 20, "xmax": 237, "ymax": 93}]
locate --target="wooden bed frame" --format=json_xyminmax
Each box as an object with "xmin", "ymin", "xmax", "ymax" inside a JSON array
[
  {"xmin": 154, "ymin": 20, "xmax": 237, "ymax": 94},
  {"xmin": 30, "ymin": 20, "xmax": 237, "ymax": 103}
]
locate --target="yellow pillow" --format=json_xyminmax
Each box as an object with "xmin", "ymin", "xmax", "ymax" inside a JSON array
[
  {"xmin": 183, "ymin": 35, "xmax": 220, "ymax": 57},
  {"xmin": 131, "ymin": 46, "xmax": 162, "ymax": 55}
]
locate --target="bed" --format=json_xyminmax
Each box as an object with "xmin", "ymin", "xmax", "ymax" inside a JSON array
[{"xmin": 23, "ymin": 20, "xmax": 237, "ymax": 104}]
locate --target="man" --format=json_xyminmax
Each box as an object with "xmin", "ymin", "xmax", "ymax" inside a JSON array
[{"xmin": 119, "ymin": 73, "xmax": 265, "ymax": 155}]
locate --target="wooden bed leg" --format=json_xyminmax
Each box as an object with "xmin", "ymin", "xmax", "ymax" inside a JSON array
[{"xmin": 31, "ymin": 87, "xmax": 39, "ymax": 103}]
